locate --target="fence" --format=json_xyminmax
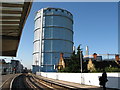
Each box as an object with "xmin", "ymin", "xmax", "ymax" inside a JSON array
[{"xmin": 36, "ymin": 72, "xmax": 120, "ymax": 89}]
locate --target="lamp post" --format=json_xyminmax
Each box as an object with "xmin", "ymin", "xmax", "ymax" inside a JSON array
[
  {"xmin": 80, "ymin": 51, "xmax": 83, "ymax": 73},
  {"xmin": 55, "ymin": 57, "xmax": 58, "ymax": 72},
  {"xmin": 80, "ymin": 51, "xmax": 83, "ymax": 84}
]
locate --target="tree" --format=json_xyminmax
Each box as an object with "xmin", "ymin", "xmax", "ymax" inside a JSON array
[
  {"xmin": 59, "ymin": 45, "xmax": 83, "ymax": 73},
  {"xmin": 77, "ymin": 45, "xmax": 81, "ymax": 60}
]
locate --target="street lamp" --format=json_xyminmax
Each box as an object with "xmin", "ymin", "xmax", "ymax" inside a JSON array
[
  {"xmin": 80, "ymin": 51, "xmax": 83, "ymax": 84},
  {"xmin": 55, "ymin": 57, "xmax": 59, "ymax": 72},
  {"xmin": 80, "ymin": 51, "xmax": 83, "ymax": 73}
]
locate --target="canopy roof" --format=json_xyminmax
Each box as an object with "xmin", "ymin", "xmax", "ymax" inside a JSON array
[{"xmin": 0, "ymin": 2, "xmax": 32, "ymax": 56}]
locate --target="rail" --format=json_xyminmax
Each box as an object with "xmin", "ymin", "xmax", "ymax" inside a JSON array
[
  {"xmin": 3, "ymin": 73, "xmax": 81, "ymax": 89},
  {"xmin": 31, "ymin": 74, "xmax": 78, "ymax": 89}
]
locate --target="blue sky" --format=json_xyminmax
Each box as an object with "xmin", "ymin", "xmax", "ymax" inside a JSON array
[{"xmin": 16, "ymin": 2, "xmax": 118, "ymax": 69}]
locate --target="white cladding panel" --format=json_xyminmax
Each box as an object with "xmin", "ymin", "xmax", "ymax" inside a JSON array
[
  {"xmin": 34, "ymin": 29, "xmax": 40, "ymax": 41},
  {"xmin": 33, "ymin": 41, "xmax": 40, "ymax": 53},
  {"xmin": 33, "ymin": 53, "xmax": 39, "ymax": 65},
  {"xmin": 33, "ymin": 9, "xmax": 43, "ymax": 67},
  {"xmin": 35, "ymin": 11, "xmax": 41, "ymax": 20},
  {"xmin": 35, "ymin": 18, "xmax": 41, "ymax": 30}
]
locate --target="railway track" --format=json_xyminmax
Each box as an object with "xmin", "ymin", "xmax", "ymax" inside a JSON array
[
  {"xmin": 31, "ymin": 74, "xmax": 78, "ymax": 89},
  {"xmin": 1, "ymin": 73, "xmax": 79, "ymax": 90},
  {"xmin": 11, "ymin": 74, "xmax": 30, "ymax": 90},
  {"xmin": 10, "ymin": 73, "xmax": 78, "ymax": 90}
]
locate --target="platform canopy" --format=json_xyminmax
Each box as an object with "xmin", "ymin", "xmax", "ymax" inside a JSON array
[{"xmin": 0, "ymin": 1, "xmax": 32, "ymax": 56}]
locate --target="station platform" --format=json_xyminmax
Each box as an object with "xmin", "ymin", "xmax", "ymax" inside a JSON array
[
  {"xmin": 0, "ymin": 74, "xmax": 15, "ymax": 86},
  {"xmin": 35, "ymin": 74, "xmax": 115, "ymax": 90}
]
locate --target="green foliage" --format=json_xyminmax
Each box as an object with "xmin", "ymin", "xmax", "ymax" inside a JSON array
[
  {"xmin": 72, "ymin": 50, "xmax": 76, "ymax": 56},
  {"xmin": 58, "ymin": 44, "xmax": 120, "ymax": 73},
  {"xmin": 105, "ymin": 67, "xmax": 120, "ymax": 72},
  {"xmin": 91, "ymin": 68, "xmax": 103, "ymax": 73},
  {"xmin": 77, "ymin": 45, "xmax": 81, "ymax": 56},
  {"xmin": 59, "ymin": 44, "xmax": 84, "ymax": 73},
  {"xmin": 91, "ymin": 67, "xmax": 120, "ymax": 73}
]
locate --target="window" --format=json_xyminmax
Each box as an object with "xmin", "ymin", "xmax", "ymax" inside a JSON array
[
  {"xmin": 61, "ymin": 10, "xmax": 64, "ymax": 12},
  {"xmin": 48, "ymin": 9, "xmax": 51, "ymax": 11},
  {"xmin": 55, "ymin": 9, "xmax": 58, "ymax": 11}
]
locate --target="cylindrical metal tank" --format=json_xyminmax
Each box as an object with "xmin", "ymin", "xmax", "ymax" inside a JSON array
[{"xmin": 33, "ymin": 8, "xmax": 73, "ymax": 72}]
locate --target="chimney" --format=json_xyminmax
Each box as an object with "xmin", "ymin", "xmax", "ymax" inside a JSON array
[
  {"xmin": 86, "ymin": 46, "xmax": 89, "ymax": 56},
  {"xmin": 115, "ymin": 54, "xmax": 119, "ymax": 61},
  {"xmin": 60, "ymin": 53, "xmax": 64, "ymax": 59}
]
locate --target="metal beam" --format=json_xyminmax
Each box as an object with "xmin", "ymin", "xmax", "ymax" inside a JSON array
[
  {"xmin": 2, "ymin": 10, "xmax": 22, "ymax": 14},
  {"xmin": 1, "ymin": 35, "xmax": 19, "ymax": 40},
  {"xmin": 2, "ymin": 25, "xmax": 19, "ymax": 30},
  {"xmin": 0, "ymin": 50, "xmax": 16, "ymax": 56},
  {"xmin": 1, "ymin": 21, "xmax": 20, "ymax": 24},
  {"xmin": 0, "ymin": 16, "xmax": 21, "ymax": 20},
  {"xmin": 1, "ymin": 29, "xmax": 19, "ymax": 31},
  {"xmin": 1, "ymin": 3, "xmax": 23, "ymax": 8}
]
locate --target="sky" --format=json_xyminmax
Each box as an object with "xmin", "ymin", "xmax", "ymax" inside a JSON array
[{"xmin": 8, "ymin": 2, "xmax": 118, "ymax": 69}]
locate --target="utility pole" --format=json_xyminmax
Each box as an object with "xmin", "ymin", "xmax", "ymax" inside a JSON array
[
  {"xmin": 80, "ymin": 50, "xmax": 83, "ymax": 84},
  {"xmin": 80, "ymin": 51, "xmax": 83, "ymax": 73}
]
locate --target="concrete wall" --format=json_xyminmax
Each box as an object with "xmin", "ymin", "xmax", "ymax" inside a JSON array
[{"xmin": 36, "ymin": 72, "xmax": 120, "ymax": 89}]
